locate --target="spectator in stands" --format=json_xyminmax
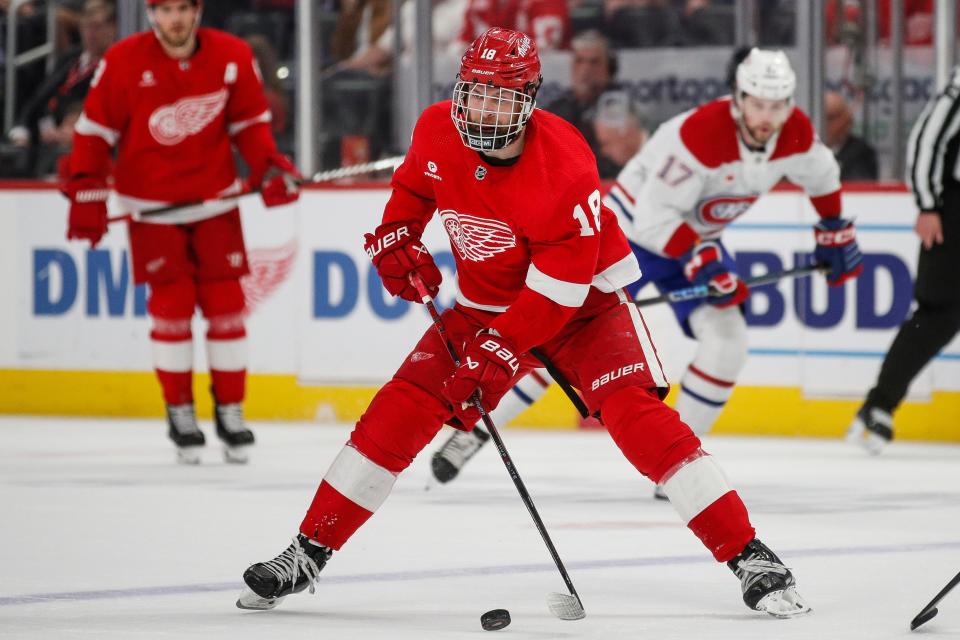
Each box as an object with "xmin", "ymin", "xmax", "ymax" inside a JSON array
[
  {"xmin": 543, "ymin": 30, "xmax": 619, "ymax": 168},
  {"xmin": 678, "ymin": 0, "xmax": 734, "ymax": 46},
  {"xmin": 458, "ymin": 0, "xmax": 571, "ymax": 51},
  {"xmin": 7, "ymin": 0, "xmax": 116, "ymax": 177},
  {"xmin": 827, "ymin": 0, "xmax": 935, "ymax": 46},
  {"xmin": 330, "ymin": 0, "xmax": 393, "ymax": 63},
  {"xmin": 36, "ymin": 100, "xmax": 83, "ymax": 178},
  {"xmin": 602, "ymin": 0, "xmax": 676, "ymax": 48},
  {"xmin": 340, "ymin": 0, "xmax": 468, "ymax": 76},
  {"xmin": 590, "ymin": 90, "xmax": 648, "ymax": 178},
  {"xmin": 825, "ymin": 91, "xmax": 878, "ymax": 181}
]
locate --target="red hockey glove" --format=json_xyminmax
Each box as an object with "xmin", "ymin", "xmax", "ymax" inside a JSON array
[
  {"xmin": 252, "ymin": 152, "xmax": 302, "ymax": 208},
  {"xmin": 682, "ymin": 242, "xmax": 748, "ymax": 308},
  {"xmin": 442, "ymin": 330, "xmax": 521, "ymax": 429},
  {"xmin": 364, "ymin": 221, "xmax": 441, "ymax": 302},
  {"xmin": 813, "ymin": 217, "xmax": 863, "ymax": 286},
  {"xmin": 63, "ymin": 175, "xmax": 109, "ymax": 247}
]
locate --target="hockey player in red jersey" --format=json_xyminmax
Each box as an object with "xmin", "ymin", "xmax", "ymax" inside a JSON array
[
  {"xmin": 237, "ymin": 28, "xmax": 810, "ymax": 618},
  {"xmin": 63, "ymin": 0, "xmax": 301, "ymax": 464}
]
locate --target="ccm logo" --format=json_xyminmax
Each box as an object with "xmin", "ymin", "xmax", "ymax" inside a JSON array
[
  {"xmin": 480, "ymin": 339, "xmax": 519, "ymax": 374},
  {"xmin": 365, "ymin": 226, "xmax": 410, "ymax": 258},
  {"xmin": 591, "ymin": 362, "xmax": 645, "ymax": 391}
]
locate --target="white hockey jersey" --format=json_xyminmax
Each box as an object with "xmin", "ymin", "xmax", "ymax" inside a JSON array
[{"xmin": 605, "ymin": 97, "xmax": 842, "ymax": 257}]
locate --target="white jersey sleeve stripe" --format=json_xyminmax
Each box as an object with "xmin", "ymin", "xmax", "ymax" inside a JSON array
[
  {"xmin": 75, "ymin": 113, "xmax": 120, "ymax": 147},
  {"xmin": 591, "ymin": 253, "xmax": 641, "ymax": 293},
  {"xmin": 228, "ymin": 110, "xmax": 273, "ymax": 136},
  {"xmin": 525, "ymin": 263, "xmax": 590, "ymax": 308},
  {"xmin": 323, "ymin": 444, "xmax": 397, "ymax": 513}
]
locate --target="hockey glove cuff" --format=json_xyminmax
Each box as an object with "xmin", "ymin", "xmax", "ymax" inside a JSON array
[
  {"xmin": 63, "ymin": 175, "xmax": 109, "ymax": 247},
  {"xmin": 682, "ymin": 242, "xmax": 748, "ymax": 308},
  {"xmin": 442, "ymin": 330, "xmax": 521, "ymax": 430},
  {"xmin": 364, "ymin": 221, "xmax": 442, "ymax": 302},
  {"xmin": 813, "ymin": 217, "xmax": 863, "ymax": 287}
]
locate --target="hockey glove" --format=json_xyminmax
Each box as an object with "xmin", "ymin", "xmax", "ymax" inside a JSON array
[
  {"xmin": 442, "ymin": 330, "xmax": 521, "ymax": 429},
  {"xmin": 253, "ymin": 152, "xmax": 302, "ymax": 208},
  {"xmin": 682, "ymin": 242, "xmax": 748, "ymax": 308},
  {"xmin": 364, "ymin": 220, "xmax": 442, "ymax": 302},
  {"xmin": 63, "ymin": 175, "xmax": 109, "ymax": 247},
  {"xmin": 813, "ymin": 217, "xmax": 863, "ymax": 286}
]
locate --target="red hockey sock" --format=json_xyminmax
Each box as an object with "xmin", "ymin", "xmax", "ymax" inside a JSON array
[
  {"xmin": 199, "ymin": 280, "xmax": 247, "ymax": 405},
  {"xmin": 151, "ymin": 318, "xmax": 194, "ymax": 405}
]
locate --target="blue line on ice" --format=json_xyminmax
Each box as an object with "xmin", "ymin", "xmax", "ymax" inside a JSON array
[{"xmin": 2, "ymin": 541, "xmax": 959, "ymax": 607}]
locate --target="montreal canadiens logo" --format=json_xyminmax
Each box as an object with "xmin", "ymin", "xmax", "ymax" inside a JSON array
[
  {"xmin": 440, "ymin": 210, "xmax": 516, "ymax": 262},
  {"xmin": 148, "ymin": 88, "xmax": 228, "ymax": 146},
  {"xmin": 696, "ymin": 195, "xmax": 758, "ymax": 226}
]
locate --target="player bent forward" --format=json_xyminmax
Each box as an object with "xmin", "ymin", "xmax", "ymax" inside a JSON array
[{"xmin": 237, "ymin": 28, "xmax": 810, "ymax": 618}]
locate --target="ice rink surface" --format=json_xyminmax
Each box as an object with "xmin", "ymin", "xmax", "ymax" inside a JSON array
[{"xmin": 1, "ymin": 417, "xmax": 959, "ymax": 640}]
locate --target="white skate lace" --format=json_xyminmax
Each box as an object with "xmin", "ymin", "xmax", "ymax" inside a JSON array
[
  {"xmin": 217, "ymin": 404, "xmax": 247, "ymax": 434},
  {"xmin": 262, "ymin": 538, "xmax": 325, "ymax": 595},
  {"xmin": 437, "ymin": 430, "xmax": 485, "ymax": 467},
  {"xmin": 168, "ymin": 404, "xmax": 201, "ymax": 435},
  {"xmin": 735, "ymin": 558, "xmax": 791, "ymax": 594}
]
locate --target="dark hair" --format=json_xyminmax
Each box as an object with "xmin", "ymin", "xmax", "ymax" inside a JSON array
[{"xmin": 725, "ymin": 45, "xmax": 754, "ymax": 92}]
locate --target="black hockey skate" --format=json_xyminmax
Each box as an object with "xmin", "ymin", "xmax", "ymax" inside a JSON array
[
  {"xmin": 845, "ymin": 404, "xmax": 893, "ymax": 455},
  {"xmin": 167, "ymin": 403, "xmax": 205, "ymax": 465},
  {"xmin": 214, "ymin": 402, "xmax": 255, "ymax": 464},
  {"xmin": 727, "ymin": 538, "xmax": 811, "ymax": 617},
  {"xmin": 430, "ymin": 427, "xmax": 491, "ymax": 484},
  {"xmin": 237, "ymin": 535, "xmax": 332, "ymax": 610}
]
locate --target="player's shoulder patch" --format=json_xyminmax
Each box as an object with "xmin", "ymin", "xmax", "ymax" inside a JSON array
[
  {"xmin": 679, "ymin": 98, "xmax": 739, "ymax": 168},
  {"xmin": 769, "ymin": 108, "xmax": 815, "ymax": 161}
]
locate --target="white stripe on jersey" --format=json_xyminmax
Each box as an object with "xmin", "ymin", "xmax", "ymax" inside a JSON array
[
  {"xmin": 525, "ymin": 263, "xmax": 590, "ymax": 308},
  {"xmin": 592, "ymin": 253, "xmax": 642, "ymax": 293},
  {"xmin": 75, "ymin": 113, "xmax": 120, "ymax": 146}
]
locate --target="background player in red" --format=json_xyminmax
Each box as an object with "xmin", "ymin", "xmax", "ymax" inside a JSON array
[
  {"xmin": 63, "ymin": 0, "xmax": 301, "ymax": 464},
  {"xmin": 237, "ymin": 28, "xmax": 810, "ymax": 619}
]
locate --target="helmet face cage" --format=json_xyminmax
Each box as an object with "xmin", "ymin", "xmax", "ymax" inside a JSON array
[{"xmin": 451, "ymin": 80, "xmax": 537, "ymax": 152}]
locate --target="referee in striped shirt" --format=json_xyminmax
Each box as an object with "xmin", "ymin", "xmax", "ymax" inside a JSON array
[{"xmin": 848, "ymin": 65, "xmax": 960, "ymax": 455}]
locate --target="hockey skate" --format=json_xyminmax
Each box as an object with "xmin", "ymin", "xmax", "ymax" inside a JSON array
[
  {"xmin": 430, "ymin": 427, "xmax": 491, "ymax": 484},
  {"xmin": 653, "ymin": 484, "xmax": 668, "ymax": 501},
  {"xmin": 214, "ymin": 402, "xmax": 255, "ymax": 464},
  {"xmin": 845, "ymin": 404, "xmax": 893, "ymax": 455},
  {"xmin": 727, "ymin": 538, "xmax": 811, "ymax": 618},
  {"xmin": 167, "ymin": 403, "xmax": 205, "ymax": 465},
  {"xmin": 237, "ymin": 535, "xmax": 332, "ymax": 610}
]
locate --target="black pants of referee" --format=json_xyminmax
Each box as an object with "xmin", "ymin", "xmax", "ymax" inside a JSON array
[{"xmin": 865, "ymin": 193, "xmax": 960, "ymax": 414}]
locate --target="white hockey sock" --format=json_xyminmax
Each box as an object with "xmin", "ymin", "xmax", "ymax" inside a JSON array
[{"xmin": 488, "ymin": 368, "xmax": 552, "ymax": 426}]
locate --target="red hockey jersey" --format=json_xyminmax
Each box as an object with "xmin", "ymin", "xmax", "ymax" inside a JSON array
[
  {"xmin": 71, "ymin": 28, "xmax": 277, "ymax": 223},
  {"xmin": 384, "ymin": 101, "xmax": 640, "ymax": 351}
]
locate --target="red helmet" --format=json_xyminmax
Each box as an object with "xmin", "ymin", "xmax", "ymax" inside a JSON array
[{"xmin": 451, "ymin": 28, "xmax": 542, "ymax": 152}]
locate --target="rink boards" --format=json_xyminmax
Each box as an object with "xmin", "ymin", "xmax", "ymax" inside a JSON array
[{"xmin": 0, "ymin": 182, "xmax": 957, "ymax": 440}]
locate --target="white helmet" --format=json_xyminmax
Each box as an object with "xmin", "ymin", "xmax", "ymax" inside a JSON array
[{"xmin": 735, "ymin": 48, "xmax": 796, "ymax": 101}]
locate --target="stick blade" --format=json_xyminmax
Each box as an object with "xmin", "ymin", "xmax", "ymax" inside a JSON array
[
  {"xmin": 547, "ymin": 592, "xmax": 585, "ymax": 620},
  {"xmin": 911, "ymin": 607, "xmax": 938, "ymax": 631}
]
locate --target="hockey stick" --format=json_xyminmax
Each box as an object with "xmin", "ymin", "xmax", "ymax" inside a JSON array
[
  {"xmin": 910, "ymin": 570, "xmax": 960, "ymax": 630},
  {"xmin": 530, "ymin": 348, "xmax": 590, "ymax": 419},
  {"xmin": 409, "ymin": 273, "xmax": 586, "ymax": 621},
  {"xmin": 106, "ymin": 155, "xmax": 406, "ymax": 224},
  {"xmin": 634, "ymin": 263, "xmax": 829, "ymax": 308}
]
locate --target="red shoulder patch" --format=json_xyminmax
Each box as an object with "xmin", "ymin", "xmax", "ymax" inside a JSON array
[
  {"xmin": 769, "ymin": 109, "xmax": 815, "ymax": 161},
  {"xmin": 679, "ymin": 99, "xmax": 740, "ymax": 169}
]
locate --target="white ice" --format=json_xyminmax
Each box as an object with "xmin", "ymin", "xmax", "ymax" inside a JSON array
[{"xmin": 2, "ymin": 417, "xmax": 959, "ymax": 639}]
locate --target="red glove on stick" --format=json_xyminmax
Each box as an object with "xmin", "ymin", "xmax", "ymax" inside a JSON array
[
  {"xmin": 364, "ymin": 221, "xmax": 442, "ymax": 302},
  {"xmin": 251, "ymin": 152, "xmax": 302, "ymax": 207},
  {"xmin": 442, "ymin": 330, "xmax": 521, "ymax": 429},
  {"xmin": 63, "ymin": 176, "xmax": 109, "ymax": 247}
]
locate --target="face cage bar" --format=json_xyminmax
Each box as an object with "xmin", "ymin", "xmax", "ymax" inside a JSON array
[{"xmin": 451, "ymin": 81, "xmax": 536, "ymax": 152}]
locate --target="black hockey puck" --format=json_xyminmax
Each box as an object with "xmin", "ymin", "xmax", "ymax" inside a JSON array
[{"xmin": 481, "ymin": 608, "xmax": 511, "ymax": 631}]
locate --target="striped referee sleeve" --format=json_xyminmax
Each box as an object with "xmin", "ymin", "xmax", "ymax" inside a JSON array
[{"xmin": 907, "ymin": 67, "xmax": 960, "ymax": 211}]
